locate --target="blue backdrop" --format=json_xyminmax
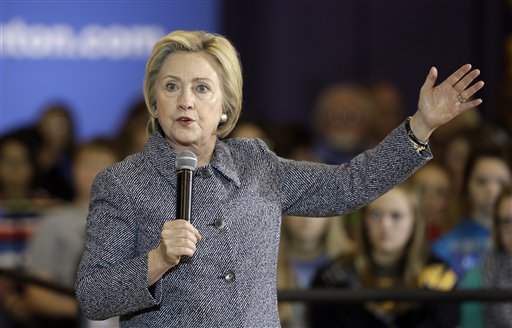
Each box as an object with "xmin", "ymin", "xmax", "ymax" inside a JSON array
[{"xmin": 1, "ymin": 1, "xmax": 220, "ymax": 140}]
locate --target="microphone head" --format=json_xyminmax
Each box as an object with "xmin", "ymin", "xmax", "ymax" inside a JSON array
[{"xmin": 176, "ymin": 151, "xmax": 197, "ymax": 171}]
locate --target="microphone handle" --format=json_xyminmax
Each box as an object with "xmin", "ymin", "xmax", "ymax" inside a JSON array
[{"xmin": 176, "ymin": 169, "xmax": 193, "ymax": 222}]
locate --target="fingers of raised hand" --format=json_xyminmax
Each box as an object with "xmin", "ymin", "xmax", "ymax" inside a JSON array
[
  {"xmin": 453, "ymin": 68, "xmax": 481, "ymax": 93},
  {"xmin": 457, "ymin": 80, "xmax": 484, "ymax": 104},
  {"xmin": 442, "ymin": 64, "xmax": 484, "ymax": 106},
  {"xmin": 445, "ymin": 64, "xmax": 472, "ymax": 87}
]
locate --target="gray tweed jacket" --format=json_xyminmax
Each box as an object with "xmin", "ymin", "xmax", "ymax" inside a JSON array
[{"xmin": 75, "ymin": 122, "xmax": 431, "ymax": 327}]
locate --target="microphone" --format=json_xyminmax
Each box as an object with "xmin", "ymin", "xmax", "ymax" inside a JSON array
[{"xmin": 176, "ymin": 151, "xmax": 197, "ymax": 222}]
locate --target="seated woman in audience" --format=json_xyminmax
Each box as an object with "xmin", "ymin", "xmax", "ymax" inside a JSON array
[
  {"xmin": 277, "ymin": 215, "xmax": 353, "ymax": 327},
  {"xmin": 23, "ymin": 139, "xmax": 119, "ymax": 328},
  {"xmin": 275, "ymin": 143, "xmax": 354, "ymax": 327},
  {"xmin": 114, "ymin": 99, "xmax": 150, "ymax": 160},
  {"xmin": 0, "ymin": 131, "xmax": 53, "ymax": 328},
  {"xmin": 309, "ymin": 183, "xmax": 458, "ymax": 328},
  {"xmin": 31, "ymin": 104, "xmax": 77, "ymax": 201},
  {"xmin": 411, "ymin": 162, "xmax": 457, "ymax": 243},
  {"xmin": 432, "ymin": 145, "xmax": 511, "ymax": 279},
  {"xmin": 459, "ymin": 185, "xmax": 512, "ymax": 328}
]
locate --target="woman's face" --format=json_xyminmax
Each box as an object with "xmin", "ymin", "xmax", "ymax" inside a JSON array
[
  {"xmin": 413, "ymin": 165, "xmax": 450, "ymax": 221},
  {"xmin": 497, "ymin": 195, "xmax": 512, "ymax": 254},
  {"xmin": 468, "ymin": 157, "xmax": 511, "ymax": 214},
  {"xmin": 0, "ymin": 141, "xmax": 33, "ymax": 191},
  {"xmin": 155, "ymin": 51, "xmax": 224, "ymax": 150},
  {"xmin": 365, "ymin": 188, "xmax": 415, "ymax": 255},
  {"xmin": 39, "ymin": 109, "xmax": 72, "ymax": 147}
]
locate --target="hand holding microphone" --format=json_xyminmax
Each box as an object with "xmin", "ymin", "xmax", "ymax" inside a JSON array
[
  {"xmin": 160, "ymin": 151, "xmax": 200, "ymax": 264},
  {"xmin": 148, "ymin": 151, "xmax": 201, "ymax": 284},
  {"xmin": 158, "ymin": 219, "xmax": 201, "ymax": 267}
]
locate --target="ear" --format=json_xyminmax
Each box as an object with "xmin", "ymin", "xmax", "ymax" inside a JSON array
[{"xmin": 150, "ymin": 105, "xmax": 158, "ymax": 118}]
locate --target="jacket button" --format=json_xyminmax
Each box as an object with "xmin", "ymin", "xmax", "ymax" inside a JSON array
[
  {"xmin": 214, "ymin": 219, "xmax": 225, "ymax": 229},
  {"xmin": 201, "ymin": 168, "xmax": 213, "ymax": 178},
  {"xmin": 224, "ymin": 271, "xmax": 235, "ymax": 282}
]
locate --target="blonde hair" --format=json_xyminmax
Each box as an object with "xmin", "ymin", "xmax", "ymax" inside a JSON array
[
  {"xmin": 143, "ymin": 30, "xmax": 243, "ymax": 138},
  {"xmin": 277, "ymin": 216, "xmax": 353, "ymax": 324},
  {"xmin": 355, "ymin": 183, "xmax": 427, "ymax": 289}
]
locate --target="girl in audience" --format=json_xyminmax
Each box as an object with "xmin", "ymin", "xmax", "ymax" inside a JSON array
[
  {"xmin": 276, "ymin": 144, "xmax": 354, "ymax": 327},
  {"xmin": 0, "ymin": 131, "xmax": 51, "ymax": 328},
  {"xmin": 309, "ymin": 183, "xmax": 458, "ymax": 328},
  {"xmin": 459, "ymin": 185, "xmax": 512, "ymax": 327},
  {"xmin": 432, "ymin": 145, "xmax": 511, "ymax": 279},
  {"xmin": 277, "ymin": 215, "xmax": 353, "ymax": 327},
  {"xmin": 411, "ymin": 162, "xmax": 457, "ymax": 243}
]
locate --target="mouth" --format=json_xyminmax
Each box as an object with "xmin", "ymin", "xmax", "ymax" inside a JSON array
[{"xmin": 177, "ymin": 116, "xmax": 195, "ymax": 125}]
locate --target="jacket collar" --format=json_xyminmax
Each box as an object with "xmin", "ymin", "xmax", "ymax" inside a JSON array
[
  {"xmin": 210, "ymin": 138, "xmax": 241, "ymax": 188},
  {"xmin": 144, "ymin": 128, "xmax": 241, "ymax": 188}
]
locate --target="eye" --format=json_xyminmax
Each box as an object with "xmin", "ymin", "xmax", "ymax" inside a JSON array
[
  {"xmin": 368, "ymin": 210, "xmax": 382, "ymax": 221},
  {"xmin": 473, "ymin": 176, "xmax": 487, "ymax": 187},
  {"xmin": 196, "ymin": 84, "xmax": 210, "ymax": 93},
  {"xmin": 390, "ymin": 211, "xmax": 403, "ymax": 221},
  {"xmin": 165, "ymin": 82, "xmax": 178, "ymax": 91}
]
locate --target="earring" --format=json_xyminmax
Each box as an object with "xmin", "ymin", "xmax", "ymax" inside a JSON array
[{"xmin": 220, "ymin": 113, "xmax": 228, "ymax": 123}]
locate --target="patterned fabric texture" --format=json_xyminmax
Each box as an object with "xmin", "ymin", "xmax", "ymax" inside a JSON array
[
  {"xmin": 482, "ymin": 253, "xmax": 512, "ymax": 327},
  {"xmin": 75, "ymin": 122, "xmax": 431, "ymax": 327}
]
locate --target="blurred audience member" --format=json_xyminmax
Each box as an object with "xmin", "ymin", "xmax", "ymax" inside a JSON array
[
  {"xmin": 229, "ymin": 119, "xmax": 274, "ymax": 150},
  {"xmin": 278, "ymin": 215, "xmax": 352, "ymax": 327},
  {"xmin": 459, "ymin": 185, "xmax": 512, "ymax": 327},
  {"xmin": 23, "ymin": 139, "xmax": 119, "ymax": 328},
  {"xmin": 441, "ymin": 123, "xmax": 510, "ymax": 198},
  {"xmin": 429, "ymin": 107, "xmax": 482, "ymax": 158},
  {"xmin": 269, "ymin": 123, "xmax": 315, "ymax": 160},
  {"xmin": 367, "ymin": 80, "xmax": 406, "ymax": 147},
  {"xmin": 311, "ymin": 83, "xmax": 375, "ymax": 164},
  {"xmin": 31, "ymin": 104, "xmax": 76, "ymax": 201},
  {"xmin": 441, "ymin": 127, "xmax": 477, "ymax": 198},
  {"xmin": 432, "ymin": 145, "xmax": 511, "ymax": 279},
  {"xmin": 276, "ymin": 144, "xmax": 353, "ymax": 327},
  {"xmin": 0, "ymin": 130, "xmax": 57, "ymax": 328},
  {"xmin": 0, "ymin": 131, "xmax": 52, "ymax": 269},
  {"xmin": 309, "ymin": 183, "xmax": 458, "ymax": 328},
  {"xmin": 115, "ymin": 99, "xmax": 149, "ymax": 160},
  {"xmin": 411, "ymin": 162, "xmax": 457, "ymax": 243}
]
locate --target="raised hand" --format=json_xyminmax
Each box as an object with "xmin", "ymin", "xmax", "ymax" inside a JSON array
[{"xmin": 410, "ymin": 64, "xmax": 484, "ymax": 142}]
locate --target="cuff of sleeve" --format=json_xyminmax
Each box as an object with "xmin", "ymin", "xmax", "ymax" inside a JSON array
[
  {"xmin": 76, "ymin": 253, "xmax": 162, "ymax": 320},
  {"xmin": 400, "ymin": 121, "xmax": 433, "ymax": 159}
]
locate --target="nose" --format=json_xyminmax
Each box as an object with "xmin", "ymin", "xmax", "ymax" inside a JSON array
[
  {"xmin": 379, "ymin": 216, "xmax": 395, "ymax": 231},
  {"xmin": 177, "ymin": 88, "xmax": 194, "ymax": 111}
]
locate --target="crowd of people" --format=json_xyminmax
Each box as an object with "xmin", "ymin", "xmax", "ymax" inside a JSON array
[
  {"xmin": 1, "ymin": 32, "xmax": 511, "ymax": 328},
  {"xmin": 0, "ymin": 103, "xmax": 140, "ymax": 328},
  {"xmin": 253, "ymin": 75, "xmax": 511, "ymax": 328}
]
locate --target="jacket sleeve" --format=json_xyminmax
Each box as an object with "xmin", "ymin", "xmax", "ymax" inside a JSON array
[
  {"xmin": 75, "ymin": 170, "xmax": 161, "ymax": 320},
  {"xmin": 279, "ymin": 121, "xmax": 432, "ymax": 216}
]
